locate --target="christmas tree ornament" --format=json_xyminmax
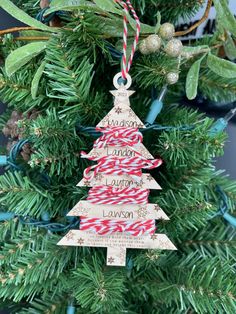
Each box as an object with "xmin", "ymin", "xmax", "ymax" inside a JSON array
[
  {"xmin": 165, "ymin": 38, "xmax": 183, "ymax": 57},
  {"xmin": 145, "ymin": 34, "xmax": 162, "ymax": 53},
  {"xmin": 58, "ymin": 73, "xmax": 176, "ymax": 265},
  {"xmin": 58, "ymin": 0, "xmax": 176, "ymax": 266},
  {"xmin": 166, "ymin": 72, "xmax": 179, "ymax": 85},
  {"xmin": 159, "ymin": 23, "xmax": 175, "ymax": 40},
  {"xmin": 139, "ymin": 39, "xmax": 149, "ymax": 55}
]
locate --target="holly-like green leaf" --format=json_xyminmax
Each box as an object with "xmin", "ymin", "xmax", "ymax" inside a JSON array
[
  {"xmin": 128, "ymin": 15, "xmax": 155, "ymax": 34},
  {"xmin": 50, "ymin": 0, "xmax": 87, "ymax": 5},
  {"xmin": 47, "ymin": 0, "xmax": 100, "ymax": 14},
  {"xmin": 31, "ymin": 61, "xmax": 46, "ymax": 99},
  {"xmin": 207, "ymin": 53, "xmax": 236, "ymax": 78},
  {"xmin": 5, "ymin": 42, "xmax": 47, "ymax": 77},
  {"xmin": 0, "ymin": 0, "xmax": 57, "ymax": 33},
  {"xmin": 186, "ymin": 55, "xmax": 205, "ymax": 100},
  {"xmin": 154, "ymin": 12, "xmax": 161, "ymax": 33},
  {"xmin": 224, "ymin": 35, "xmax": 236, "ymax": 61},
  {"xmin": 19, "ymin": 30, "xmax": 53, "ymax": 38},
  {"xmin": 94, "ymin": 0, "xmax": 122, "ymax": 15},
  {"xmin": 128, "ymin": 10, "xmax": 160, "ymax": 34},
  {"xmin": 182, "ymin": 45, "xmax": 209, "ymax": 57},
  {"xmin": 214, "ymin": 0, "xmax": 236, "ymax": 37}
]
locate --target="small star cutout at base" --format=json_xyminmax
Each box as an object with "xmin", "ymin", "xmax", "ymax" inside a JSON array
[
  {"xmin": 146, "ymin": 175, "xmax": 153, "ymax": 182},
  {"xmin": 107, "ymin": 257, "xmax": 115, "ymax": 264},
  {"xmin": 151, "ymin": 234, "xmax": 158, "ymax": 240},
  {"xmin": 77, "ymin": 238, "xmax": 85, "ymax": 245}
]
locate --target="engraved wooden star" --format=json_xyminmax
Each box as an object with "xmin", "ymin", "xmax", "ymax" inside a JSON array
[
  {"xmin": 77, "ymin": 238, "xmax": 85, "ymax": 245},
  {"xmin": 95, "ymin": 173, "xmax": 104, "ymax": 181},
  {"xmin": 137, "ymin": 207, "xmax": 147, "ymax": 219},
  {"xmin": 83, "ymin": 180, "xmax": 91, "ymax": 187},
  {"xmin": 151, "ymin": 234, "xmax": 158, "ymax": 240},
  {"xmin": 146, "ymin": 175, "xmax": 153, "ymax": 182},
  {"xmin": 77, "ymin": 203, "xmax": 85, "ymax": 212},
  {"xmin": 76, "ymin": 206, "xmax": 89, "ymax": 216},
  {"xmin": 107, "ymin": 256, "xmax": 115, "ymax": 264},
  {"xmin": 91, "ymin": 152, "xmax": 100, "ymax": 158},
  {"xmin": 65, "ymin": 231, "xmax": 75, "ymax": 241},
  {"xmin": 115, "ymin": 106, "xmax": 122, "ymax": 114}
]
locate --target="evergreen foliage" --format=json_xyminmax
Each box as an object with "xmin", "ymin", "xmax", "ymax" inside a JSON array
[{"xmin": 0, "ymin": 0, "xmax": 236, "ymax": 313}]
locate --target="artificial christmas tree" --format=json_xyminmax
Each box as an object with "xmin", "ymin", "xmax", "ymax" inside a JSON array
[{"xmin": 0, "ymin": 0, "xmax": 236, "ymax": 313}]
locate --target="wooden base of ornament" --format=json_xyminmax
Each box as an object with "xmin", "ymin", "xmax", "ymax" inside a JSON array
[{"xmin": 57, "ymin": 230, "xmax": 177, "ymax": 266}]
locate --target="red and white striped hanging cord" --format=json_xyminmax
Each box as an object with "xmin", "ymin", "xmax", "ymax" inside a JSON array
[{"xmin": 115, "ymin": 0, "xmax": 141, "ymax": 80}]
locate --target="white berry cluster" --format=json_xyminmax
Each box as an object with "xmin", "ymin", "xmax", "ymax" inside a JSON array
[{"xmin": 139, "ymin": 23, "xmax": 182, "ymax": 84}]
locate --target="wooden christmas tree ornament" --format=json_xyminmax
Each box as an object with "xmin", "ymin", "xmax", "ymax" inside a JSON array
[{"xmin": 58, "ymin": 73, "xmax": 176, "ymax": 266}]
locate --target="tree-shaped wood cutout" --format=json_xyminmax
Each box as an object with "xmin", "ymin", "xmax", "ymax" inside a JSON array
[{"xmin": 58, "ymin": 74, "xmax": 176, "ymax": 266}]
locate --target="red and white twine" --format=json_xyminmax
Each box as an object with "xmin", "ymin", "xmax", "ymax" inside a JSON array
[
  {"xmin": 80, "ymin": 127, "xmax": 162, "ymax": 236},
  {"xmin": 94, "ymin": 127, "xmax": 143, "ymax": 148},
  {"xmin": 81, "ymin": 154, "xmax": 162, "ymax": 181},
  {"xmin": 87, "ymin": 185, "xmax": 149, "ymax": 205},
  {"xmin": 80, "ymin": 217, "xmax": 156, "ymax": 236},
  {"xmin": 115, "ymin": 0, "xmax": 140, "ymax": 79}
]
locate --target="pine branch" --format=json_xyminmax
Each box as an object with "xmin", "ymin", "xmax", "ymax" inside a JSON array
[
  {"xmin": 133, "ymin": 52, "xmax": 178, "ymax": 89},
  {"xmin": 0, "ymin": 171, "xmax": 53, "ymax": 217},
  {"xmin": 25, "ymin": 108, "xmax": 83, "ymax": 150},
  {"xmin": 0, "ymin": 274, "xmax": 66, "ymax": 303},
  {"xmin": 183, "ymin": 223, "xmax": 236, "ymax": 263},
  {"xmin": 199, "ymin": 69, "xmax": 236, "ymax": 103},
  {"xmin": 0, "ymin": 217, "xmax": 25, "ymax": 241},
  {"xmin": 44, "ymin": 35, "xmax": 107, "ymax": 123},
  {"xmin": 18, "ymin": 295, "xmax": 68, "ymax": 314},
  {"xmin": 28, "ymin": 147, "xmax": 80, "ymax": 178},
  {"xmin": 70, "ymin": 256, "xmax": 126, "ymax": 313},
  {"xmin": 0, "ymin": 67, "xmax": 53, "ymax": 111},
  {"xmin": 22, "ymin": 108, "xmax": 86, "ymax": 178},
  {"xmin": 45, "ymin": 37, "xmax": 94, "ymax": 102},
  {"xmin": 154, "ymin": 107, "xmax": 226, "ymax": 169},
  {"xmin": 10, "ymin": 0, "xmax": 41, "ymax": 17},
  {"xmin": 0, "ymin": 237, "xmax": 76, "ymax": 286},
  {"xmin": 133, "ymin": 253, "xmax": 236, "ymax": 313},
  {"xmin": 132, "ymin": 0, "xmax": 204, "ymax": 23}
]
